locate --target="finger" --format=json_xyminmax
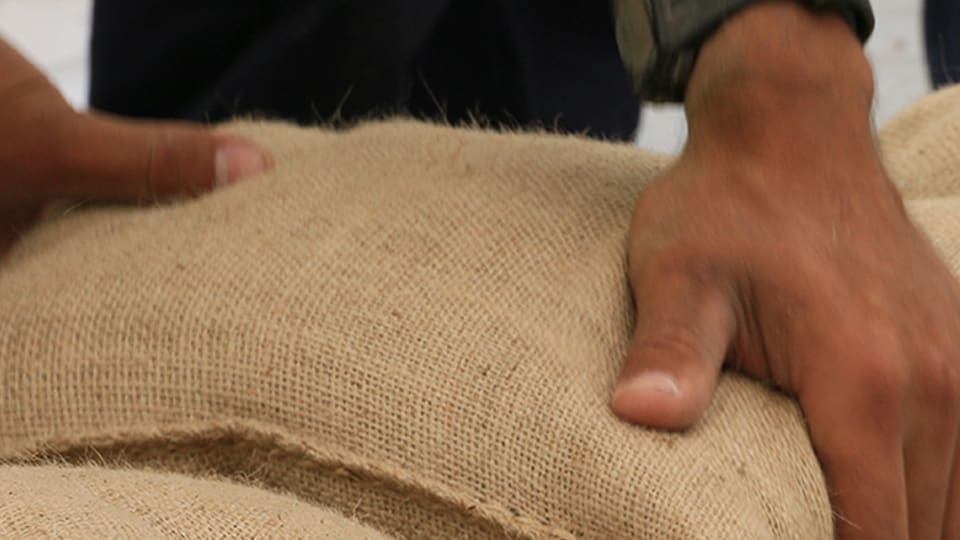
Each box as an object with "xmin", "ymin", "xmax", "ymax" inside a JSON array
[
  {"xmin": 48, "ymin": 111, "xmax": 272, "ymax": 202},
  {"xmin": 611, "ymin": 254, "xmax": 736, "ymax": 430},
  {"xmin": 902, "ymin": 364, "xmax": 958, "ymax": 540},
  {"xmin": 805, "ymin": 412, "xmax": 908, "ymax": 539},
  {"xmin": 799, "ymin": 339, "xmax": 910, "ymax": 539},
  {"xmin": 939, "ymin": 359, "xmax": 960, "ymax": 539},
  {"xmin": 943, "ymin": 437, "xmax": 960, "ymax": 539}
]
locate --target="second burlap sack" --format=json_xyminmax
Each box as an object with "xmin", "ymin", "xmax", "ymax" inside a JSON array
[
  {"xmin": 2, "ymin": 85, "xmax": 960, "ymax": 539},
  {"xmin": 0, "ymin": 464, "xmax": 393, "ymax": 539}
]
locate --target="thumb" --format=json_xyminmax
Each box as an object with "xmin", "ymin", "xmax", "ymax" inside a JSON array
[
  {"xmin": 612, "ymin": 260, "xmax": 737, "ymax": 430},
  {"xmin": 50, "ymin": 110, "xmax": 272, "ymax": 201}
]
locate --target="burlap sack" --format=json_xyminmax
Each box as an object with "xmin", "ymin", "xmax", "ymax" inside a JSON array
[
  {"xmin": 2, "ymin": 85, "xmax": 959, "ymax": 539},
  {"xmin": 0, "ymin": 464, "xmax": 392, "ymax": 539}
]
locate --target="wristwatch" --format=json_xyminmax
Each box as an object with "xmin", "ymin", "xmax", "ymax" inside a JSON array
[{"xmin": 613, "ymin": 0, "xmax": 875, "ymax": 102}]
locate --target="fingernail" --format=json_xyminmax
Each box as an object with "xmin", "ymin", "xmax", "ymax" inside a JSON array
[
  {"xmin": 215, "ymin": 141, "xmax": 269, "ymax": 186},
  {"xmin": 618, "ymin": 372, "xmax": 680, "ymax": 399}
]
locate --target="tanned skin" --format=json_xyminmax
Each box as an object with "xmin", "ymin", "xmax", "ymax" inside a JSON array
[{"xmin": 2, "ymin": 4, "xmax": 959, "ymax": 537}]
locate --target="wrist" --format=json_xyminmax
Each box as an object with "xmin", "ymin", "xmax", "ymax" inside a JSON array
[{"xmin": 684, "ymin": 1, "xmax": 875, "ymax": 152}]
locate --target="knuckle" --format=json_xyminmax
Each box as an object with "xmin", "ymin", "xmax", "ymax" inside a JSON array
[
  {"xmin": 143, "ymin": 131, "xmax": 166, "ymax": 198},
  {"xmin": 919, "ymin": 349, "xmax": 960, "ymax": 414},
  {"xmin": 143, "ymin": 129, "xmax": 182, "ymax": 199},
  {"xmin": 632, "ymin": 324, "xmax": 705, "ymax": 361},
  {"xmin": 45, "ymin": 110, "xmax": 84, "ymax": 180},
  {"xmin": 854, "ymin": 350, "xmax": 910, "ymax": 417},
  {"xmin": 646, "ymin": 248, "xmax": 723, "ymax": 285}
]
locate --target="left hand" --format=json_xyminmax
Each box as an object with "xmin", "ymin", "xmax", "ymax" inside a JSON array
[
  {"xmin": 0, "ymin": 39, "xmax": 271, "ymax": 255},
  {"xmin": 610, "ymin": 3, "xmax": 960, "ymax": 539}
]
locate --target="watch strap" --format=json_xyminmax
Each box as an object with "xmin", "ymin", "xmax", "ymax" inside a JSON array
[{"xmin": 614, "ymin": 0, "xmax": 875, "ymax": 102}]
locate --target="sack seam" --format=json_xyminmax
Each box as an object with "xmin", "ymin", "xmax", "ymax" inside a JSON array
[{"xmin": 1, "ymin": 421, "xmax": 578, "ymax": 540}]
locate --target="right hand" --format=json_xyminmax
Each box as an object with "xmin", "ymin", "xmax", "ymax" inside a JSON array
[
  {"xmin": 611, "ymin": 4, "xmax": 960, "ymax": 538},
  {"xmin": 0, "ymin": 39, "xmax": 272, "ymax": 253}
]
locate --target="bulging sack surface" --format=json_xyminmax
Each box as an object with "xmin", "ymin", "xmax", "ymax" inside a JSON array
[{"xmin": 2, "ymin": 85, "xmax": 960, "ymax": 539}]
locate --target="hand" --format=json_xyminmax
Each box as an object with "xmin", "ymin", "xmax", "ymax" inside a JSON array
[
  {"xmin": 610, "ymin": 3, "xmax": 960, "ymax": 539},
  {"xmin": 0, "ymin": 39, "xmax": 272, "ymax": 253}
]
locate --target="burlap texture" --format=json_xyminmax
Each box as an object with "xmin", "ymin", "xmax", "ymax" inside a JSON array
[
  {"xmin": 880, "ymin": 84, "xmax": 960, "ymax": 200},
  {"xmin": 0, "ymin": 464, "xmax": 392, "ymax": 539},
  {"xmin": 2, "ymin": 84, "xmax": 959, "ymax": 539}
]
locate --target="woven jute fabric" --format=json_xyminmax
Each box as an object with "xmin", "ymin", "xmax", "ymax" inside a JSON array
[
  {"xmin": 2, "ymin": 84, "xmax": 959, "ymax": 539},
  {"xmin": 880, "ymin": 84, "xmax": 960, "ymax": 201},
  {"xmin": 0, "ymin": 464, "xmax": 393, "ymax": 539}
]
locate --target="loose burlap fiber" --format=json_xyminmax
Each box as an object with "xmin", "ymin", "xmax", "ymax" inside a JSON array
[
  {"xmin": 2, "ymin": 85, "xmax": 959, "ymax": 539},
  {"xmin": 0, "ymin": 464, "xmax": 393, "ymax": 539}
]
